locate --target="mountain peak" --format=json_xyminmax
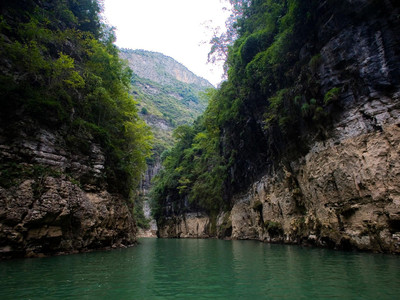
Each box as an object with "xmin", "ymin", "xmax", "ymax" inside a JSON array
[{"xmin": 120, "ymin": 49, "xmax": 212, "ymax": 88}]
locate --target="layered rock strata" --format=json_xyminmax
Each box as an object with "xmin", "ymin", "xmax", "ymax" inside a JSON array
[
  {"xmin": 157, "ymin": 213, "xmax": 211, "ymax": 239},
  {"xmin": 226, "ymin": 121, "xmax": 400, "ymax": 253},
  {"xmin": 0, "ymin": 124, "xmax": 136, "ymax": 258}
]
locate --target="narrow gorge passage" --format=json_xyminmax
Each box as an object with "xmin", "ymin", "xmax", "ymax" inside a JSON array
[{"xmin": 1, "ymin": 0, "xmax": 400, "ymax": 298}]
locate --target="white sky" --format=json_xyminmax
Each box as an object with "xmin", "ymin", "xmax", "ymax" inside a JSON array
[{"xmin": 102, "ymin": 0, "xmax": 231, "ymax": 86}]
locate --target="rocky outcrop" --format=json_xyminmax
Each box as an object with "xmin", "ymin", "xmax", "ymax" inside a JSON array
[
  {"xmin": 140, "ymin": 159, "xmax": 162, "ymax": 195},
  {"xmin": 120, "ymin": 49, "xmax": 212, "ymax": 88},
  {"xmin": 158, "ymin": 213, "xmax": 211, "ymax": 238},
  {"xmin": 136, "ymin": 159, "xmax": 160, "ymax": 238},
  {"xmin": 0, "ymin": 178, "xmax": 135, "ymax": 258},
  {"xmin": 227, "ymin": 121, "xmax": 400, "ymax": 253},
  {"xmin": 0, "ymin": 121, "xmax": 137, "ymax": 258}
]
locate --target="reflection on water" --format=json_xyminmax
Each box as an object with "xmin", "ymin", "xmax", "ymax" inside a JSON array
[{"xmin": 1, "ymin": 238, "xmax": 400, "ymax": 299}]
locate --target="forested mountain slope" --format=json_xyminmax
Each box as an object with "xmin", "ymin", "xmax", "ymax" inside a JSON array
[
  {"xmin": 0, "ymin": 0, "xmax": 151, "ymax": 258},
  {"xmin": 120, "ymin": 49, "xmax": 212, "ymax": 155},
  {"xmin": 152, "ymin": 0, "xmax": 400, "ymax": 253}
]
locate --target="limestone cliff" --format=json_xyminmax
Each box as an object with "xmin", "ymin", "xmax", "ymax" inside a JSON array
[
  {"xmin": 0, "ymin": 122, "xmax": 136, "ymax": 258},
  {"xmin": 158, "ymin": 123, "xmax": 400, "ymax": 253},
  {"xmin": 226, "ymin": 122, "xmax": 400, "ymax": 252},
  {"xmin": 156, "ymin": 0, "xmax": 400, "ymax": 253},
  {"xmin": 158, "ymin": 213, "xmax": 211, "ymax": 239}
]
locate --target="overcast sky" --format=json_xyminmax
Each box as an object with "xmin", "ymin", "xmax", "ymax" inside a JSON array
[{"xmin": 102, "ymin": 0, "xmax": 231, "ymax": 86}]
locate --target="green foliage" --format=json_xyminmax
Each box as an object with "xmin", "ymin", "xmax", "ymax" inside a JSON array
[
  {"xmin": 252, "ymin": 200, "xmax": 263, "ymax": 211},
  {"xmin": 240, "ymin": 30, "xmax": 273, "ymax": 64},
  {"xmin": 301, "ymin": 103, "xmax": 311, "ymax": 117},
  {"xmin": 133, "ymin": 198, "xmax": 150, "ymax": 229},
  {"xmin": 151, "ymin": 90, "xmax": 228, "ymax": 218},
  {"xmin": 265, "ymin": 220, "xmax": 283, "ymax": 237},
  {"xmin": 264, "ymin": 89, "xmax": 287, "ymax": 129},
  {"xmin": 0, "ymin": 0, "xmax": 152, "ymax": 197},
  {"xmin": 309, "ymin": 54, "xmax": 322, "ymax": 74},
  {"xmin": 141, "ymin": 107, "xmax": 148, "ymax": 115},
  {"xmin": 299, "ymin": 97, "xmax": 328, "ymax": 123},
  {"xmin": 324, "ymin": 87, "xmax": 341, "ymax": 105},
  {"xmin": 126, "ymin": 67, "xmax": 210, "ymax": 158}
]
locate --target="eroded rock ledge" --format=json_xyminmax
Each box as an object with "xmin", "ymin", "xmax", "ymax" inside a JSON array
[
  {"xmin": 0, "ymin": 124, "xmax": 137, "ymax": 259},
  {"xmin": 0, "ymin": 178, "xmax": 136, "ymax": 258},
  {"xmin": 158, "ymin": 213, "xmax": 211, "ymax": 239}
]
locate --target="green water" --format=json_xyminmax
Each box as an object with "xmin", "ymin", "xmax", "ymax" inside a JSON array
[{"xmin": 1, "ymin": 238, "xmax": 400, "ymax": 299}]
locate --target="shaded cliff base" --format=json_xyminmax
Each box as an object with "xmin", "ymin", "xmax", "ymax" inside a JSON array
[
  {"xmin": 137, "ymin": 227, "xmax": 158, "ymax": 238},
  {"xmin": 0, "ymin": 176, "xmax": 137, "ymax": 259},
  {"xmin": 158, "ymin": 123, "xmax": 400, "ymax": 254}
]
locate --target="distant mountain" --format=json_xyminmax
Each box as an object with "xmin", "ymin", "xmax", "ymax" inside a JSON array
[
  {"xmin": 120, "ymin": 49, "xmax": 213, "ymax": 155},
  {"xmin": 121, "ymin": 49, "xmax": 211, "ymax": 88},
  {"xmin": 119, "ymin": 49, "xmax": 214, "ymax": 234}
]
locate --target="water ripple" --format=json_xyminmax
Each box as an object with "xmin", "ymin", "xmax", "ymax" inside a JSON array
[{"xmin": 1, "ymin": 239, "xmax": 400, "ymax": 299}]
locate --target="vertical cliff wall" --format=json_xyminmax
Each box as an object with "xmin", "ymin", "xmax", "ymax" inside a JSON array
[
  {"xmin": 226, "ymin": 0, "xmax": 400, "ymax": 252},
  {"xmin": 157, "ymin": 0, "xmax": 400, "ymax": 253}
]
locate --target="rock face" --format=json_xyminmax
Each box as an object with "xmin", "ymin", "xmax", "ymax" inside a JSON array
[
  {"xmin": 157, "ymin": 122, "xmax": 400, "ymax": 253},
  {"xmin": 0, "ymin": 122, "xmax": 137, "ymax": 258},
  {"xmin": 157, "ymin": 213, "xmax": 211, "ymax": 239},
  {"xmin": 140, "ymin": 159, "xmax": 162, "ymax": 195},
  {"xmin": 0, "ymin": 179, "xmax": 136, "ymax": 258},
  {"xmin": 156, "ymin": 0, "xmax": 400, "ymax": 253},
  {"xmin": 227, "ymin": 122, "xmax": 400, "ymax": 252},
  {"xmin": 120, "ymin": 49, "xmax": 211, "ymax": 88},
  {"xmin": 136, "ymin": 200, "xmax": 158, "ymax": 238},
  {"xmin": 135, "ymin": 159, "xmax": 160, "ymax": 238}
]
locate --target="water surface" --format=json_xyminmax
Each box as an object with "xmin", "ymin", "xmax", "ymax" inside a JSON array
[{"xmin": 1, "ymin": 238, "xmax": 400, "ymax": 299}]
